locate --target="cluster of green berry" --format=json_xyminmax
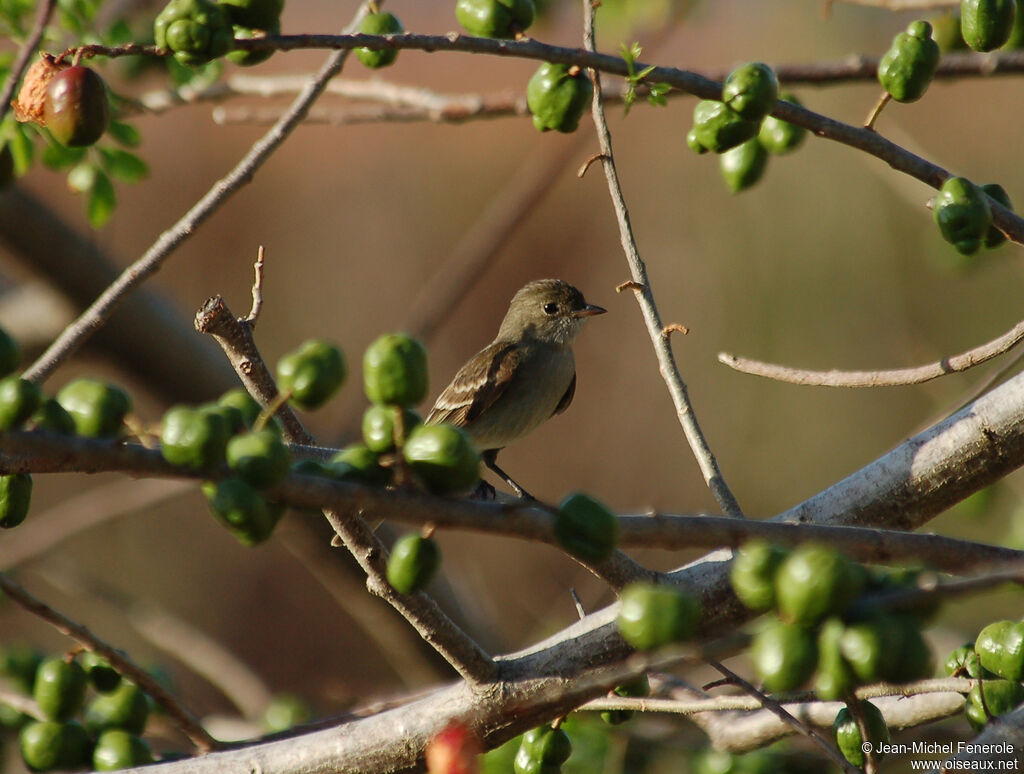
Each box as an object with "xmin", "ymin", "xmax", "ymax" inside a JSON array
[
  {"xmin": 686, "ymin": 63, "xmax": 806, "ymax": 193},
  {"xmin": 0, "ymin": 647, "xmax": 152, "ymax": 771},
  {"xmin": 730, "ymin": 542, "xmax": 938, "ymax": 768},
  {"xmin": 945, "ymin": 619, "xmax": 1024, "ymax": 730},
  {"xmin": 153, "ymin": 0, "xmax": 284, "ymax": 67},
  {"xmin": 931, "ymin": 1, "xmax": 1024, "ymax": 51}
]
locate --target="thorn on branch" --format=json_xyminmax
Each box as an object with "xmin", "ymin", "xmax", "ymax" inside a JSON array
[
  {"xmin": 244, "ymin": 245, "xmax": 266, "ymax": 326},
  {"xmin": 662, "ymin": 322, "xmax": 690, "ymax": 339},
  {"xmin": 615, "ymin": 280, "xmax": 645, "ymax": 293},
  {"xmin": 577, "ymin": 152, "xmax": 607, "ymax": 178}
]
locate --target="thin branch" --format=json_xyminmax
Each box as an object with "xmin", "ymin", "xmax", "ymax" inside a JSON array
[
  {"xmin": 707, "ymin": 660, "xmax": 860, "ymax": 774},
  {"xmin": 0, "ymin": 0, "xmax": 57, "ymax": 126},
  {"xmin": 245, "ymin": 246, "xmax": 266, "ymax": 325},
  {"xmin": 581, "ymin": 2, "xmax": 743, "ymax": 519},
  {"xmin": 0, "ymin": 572, "xmax": 220, "ymax": 752},
  {"xmin": 719, "ymin": 318, "xmax": 1024, "ymax": 387},
  {"xmin": 21, "ymin": 6, "xmax": 378, "ymax": 386}
]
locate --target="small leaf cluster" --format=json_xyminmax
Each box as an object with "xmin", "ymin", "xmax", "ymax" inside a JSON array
[
  {"xmin": 730, "ymin": 542, "xmax": 935, "ymax": 698},
  {"xmin": 0, "ymin": 646, "xmax": 154, "ymax": 772}
]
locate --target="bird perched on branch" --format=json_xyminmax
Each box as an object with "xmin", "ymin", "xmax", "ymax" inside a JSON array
[{"xmin": 426, "ymin": 279, "xmax": 606, "ymax": 499}]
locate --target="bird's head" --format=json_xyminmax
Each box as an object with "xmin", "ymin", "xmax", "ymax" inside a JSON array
[{"xmin": 497, "ymin": 279, "xmax": 606, "ymax": 347}]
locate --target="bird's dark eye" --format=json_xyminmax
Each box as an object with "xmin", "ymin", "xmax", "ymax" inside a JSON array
[{"xmin": 543, "ymin": 302, "xmax": 559, "ymax": 315}]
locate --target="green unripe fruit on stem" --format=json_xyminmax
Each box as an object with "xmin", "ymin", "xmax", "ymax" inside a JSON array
[
  {"xmin": 84, "ymin": 680, "xmax": 150, "ymax": 735},
  {"xmin": 362, "ymin": 405, "xmax": 421, "ymax": 453},
  {"xmin": 456, "ymin": 0, "xmax": 535, "ymax": 39},
  {"xmin": 601, "ymin": 675, "xmax": 650, "ymax": 725},
  {"xmin": 154, "ymin": 0, "xmax": 234, "ymax": 65},
  {"xmin": 0, "ymin": 473, "xmax": 32, "ymax": 529},
  {"xmin": 0, "ymin": 326, "xmax": 20, "ymax": 377},
  {"xmin": 0, "ymin": 376, "xmax": 41, "ymax": 430},
  {"xmin": 225, "ymin": 23, "xmax": 278, "ymax": 67},
  {"xmin": 515, "ymin": 726, "xmax": 571, "ymax": 774},
  {"xmin": 721, "ymin": 62, "xmax": 779, "ymax": 121},
  {"xmin": 226, "ymin": 429, "xmax": 291, "ymax": 488},
  {"xmin": 690, "ymin": 100, "xmax": 760, "ymax": 154},
  {"xmin": 202, "ymin": 478, "xmax": 276, "ymax": 546},
  {"xmin": 554, "ymin": 492, "xmax": 619, "ymax": 563},
  {"xmin": 931, "ymin": 12, "xmax": 967, "ymax": 51},
  {"xmin": 386, "ymin": 533, "xmax": 442, "ymax": 593},
  {"xmin": 893, "ymin": 619, "xmax": 934, "ymax": 681},
  {"xmin": 217, "ymin": 388, "xmax": 262, "ymax": 428},
  {"xmin": 685, "ymin": 128, "xmax": 708, "ymax": 154},
  {"xmin": 758, "ymin": 93, "xmax": 806, "ymax": 154},
  {"xmin": 19, "ymin": 720, "xmax": 92, "ymax": 771},
  {"xmin": 720, "ymin": 137, "xmax": 768, "ymax": 193},
  {"xmin": 219, "ymin": 0, "xmax": 282, "ymax": 29},
  {"xmin": 815, "ymin": 617, "xmax": 856, "ymax": 700},
  {"xmin": 30, "ymin": 399, "xmax": 75, "ymax": 435},
  {"xmin": 965, "ymin": 678, "xmax": 1024, "ymax": 729},
  {"xmin": 961, "ymin": 0, "xmax": 1017, "ymax": 51},
  {"xmin": 934, "ymin": 176, "xmax": 993, "ymax": 255},
  {"xmin": 329, "ymin": 444, "xmax": 391, "ymax": 486},
  {"xmin": 750, "ymin": 619, "xmax": 817, "ymax": 692},
  {"xmin": 975, "ymin": 619, "xmax": 1024, "ymax": 681},
  {"xmin": 161, "ymin": 405, "xmax": 229, "ymax": 469},
  {"xmin": 877, "ymin": 21, "xmax": 940, "ymax": 102},
  {"xmin": 33, "ymin": 658, "xmax": 87, "ymax": 722},
  {"xmin": 277, "ymin": 339, "xmax": 346, "ymax": 411},
  {"xmin": 838, "ymin": 615, "xmax": 904, "ymax": 683},
  {"xmin": 774, "ymin": 544, "xmax": 862, "ymax": 625},
  {"xmin": 363, "ymin": 333, "xmax": 428, "ymax": 407},
  {"xmin": 981, "ymin": 183, "xmax": 1013, "ymax": 248},
  {"xmin": 263, "ymin": 693, "xmax": 312, "ymax": 732},
  {"xmin": 833, "ymin": 701, "xmax": 890, "ymax": 767},
  {"xmin": 403, "ymin": 424, "xmax": 480, "ymax": 495},
  {"xmin": 44, "ymin": 66, "xmax": 110, "ymax": 147},
  {"xmin": 527, "ymin": 62, "xmax": 593, "ymax": 133},
  {"xmin": 946, "ymin": 642, "xmax": 989, "ymax": 678},
  {"xmin": 616, "ymin": 582, "xmax": 699, "ymax": 650},
  {"xmin": 730, "ymin": 541, "xmax": 787, "ymax": 612},
  {"xmin": 80, "ymin": 651, "xmax": 121, "ymax": 693},
  {"xmin": 356, "ymin": 12, "xmax": 403, "ymax": 69},
  {"xmin": 92, "ymin": 729, "xmax": 154, "ymax": 771},
  {"xmin": 57, "ymin": 378, "xmax": 131, "ymax": 437}
]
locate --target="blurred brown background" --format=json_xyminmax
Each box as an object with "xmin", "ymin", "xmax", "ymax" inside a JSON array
[{"xmin": 2, "ymin": 0, "xmax": 1024, "ymax": 761}]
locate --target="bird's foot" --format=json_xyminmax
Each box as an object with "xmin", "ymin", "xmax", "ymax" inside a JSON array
[{"xmin": 472, "ymin": 480, "xmax": 497, "ymax": 501}]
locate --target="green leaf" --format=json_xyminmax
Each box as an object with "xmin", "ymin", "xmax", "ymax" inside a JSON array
[
  {"xmin": 87, "ymin": 168, "xmax": 116, "ymax": 228},
  {"xmin": 98, "ymin": 147, "xmax": 148, "ymax": 182},
  {"xmin": 42, "ymin": 141, "xmax": 86, "ymax": 170},
  {"xmin": 105, "ymin": 120, "xmax": 140, "ymax": 147},
  {"xmin": 635, "ymin": 64, "xmax": 656, "ymax": 80},
  {"xmin": 67, "ymin": 162, "xmax": 96, "ymax": 193}
]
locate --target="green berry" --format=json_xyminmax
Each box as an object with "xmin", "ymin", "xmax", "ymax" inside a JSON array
[
  {"xmin": 0, "ymin": 473, "xmax": 32, "ymax": 529},
  {"xmin": 690, "ymin": 100, "xmax": 760, "ymax": 154},
  {"xmin": 328, "ymin": 444, "xmax": 390, "ymax": 486},
  {"xmin": 833, "ymin": 700, "xmax": 890, "ymax": 767},
  {"xmin": 758, "ymin": 93, "xmax": 806, "ymax": 154},
  {"xmin": 965, "ymin": 678, "xmax": 1024, "ymax": 729},
  {"xmin": 263, "ymin": 692, "xmax": 312, "ymax": 731},
  {"xmin": 161, "ymin": 405, "xmax": 230, "ymax": 469},
  {"xmin": 0, "ymin": 326, "xmax": 20, "ymax": 377},
  {"xmin": 961, "ymin": 0, "xmax": 1017, "ymax": 51},
  {"xmin": 526, "ymin": 62, "xmax": 593, "ymax": 134},
  {"xmin": 44, "ymin": 67, "xmax": 110, "ymax": 147},
  {"xmin": 402, "ymin": 424, "xmax": 480, "ymax": 496},
  {"xmin": 616, "ymin": 582, "xmax": 699, "ymax": 651},
  {"xmin": 33, "ymin": 658, "xmax": 87, "ymax": 722},
  {"xmin": 838, "ymin": 615, "xmax": 904, "ymax": 683},
  {"xmin": 80, "ymin": 651, "xmax": 121, "ymax": 693},
  {"xmin": 0, "ymin": 376, "xmax": 41, "ymax": 431},
  {"xmin": 877, "ymin": 20, "xmax": 941, "ymax": 102},
  {"xmin": 217, "ymin": 388, "xmax": 262, "ymax": 428},
  {"xmin": 686, "ymin": 127, "xmax": 709, "ymax": 154},
  {"xmin": 219, "ymin": 0, "xmax": 282, "ymax": 29},
  {"xmin": 774, "ymin": 544, "xmax": 863, "ymax": 625},
  {"xmin": 362, "ymin": 405, "xmax": 422, "ymax": 453},
  {"xmin": 730, "ymin": 541, "xmax": 786, "ymax": 612},
  {"xmin": 815, "ymin": 617, "xmax": 856, "ymax": 701},
  {"xmin": 554, "ymin": 492, "xmax": 619, "ymax": 563},
  {"xmin": 600, "ymin": 674, "xmax": 649, "ymax": 725},
  {"xmin": 981, "ymin": 183, "xmax": 1014, "ymax": 248},
  {"xmin": 719, "ymin": 137, "xmax": 768, "ymax": 193},
  {"xmin": 202, "ymin": 478, "xmax": 276, "ymax": 545},
  {"xmin": 386, "ymin": 533, "xmax": 442, "ymax": 593},
  {"xmin": 750, "ymin": 620, "xmax": 818, "ymax": 692},
  {"xmin": 154, "ymin": 0, "xmax": 234, "ymax": 66},
  {"xmin": 975, "ymin": 619, "xmax": 1024, "ymax": 681},
  {"xmin": 514, "ymin": 726, "xmax": 571, "ymax": 774},
  {"xmin": 226, "ymin": 429, "xmax": 291, "ymax": 488},
  {"xmin": 721, "ymin": 62, "xmax": 779, "ymax": 121},
  {"xmin": 934, "ymin": 176, "xmax": 993, "ymax": 255},
  {"xmin": 225, "ymin": 23, "xmax": 278, "ymax": 66},
  {"xmin": 84, "ymin": 681, "xmax": 150, "ymax": 735},
  {"xmin": 277, "ymin": 339, "xmax": 347, "ymax": 411},
  {"xmin": 56, "ymin": 378, "xmax": 131, "ymax": 438},
  {"xmin": 30, "ymin": 398, "xmax": 76, "ymax": 435},
  {"xmin": 92, "ymin": 729, "xmax": 154, "ymax": 770},
  {"xmin": 455, "ymin": 0, "xmax": 535, "ymax": 38},
  {"xmin": 19, "ymin": 720, "xmax": 92, "ymax": 771},
  {"xmin": 356, "ymin": 12, "xmax": 403, "ymax": 69},
  {"xmin": 363, "ymin": 333, "xmax": 428, "ymax": 407}
]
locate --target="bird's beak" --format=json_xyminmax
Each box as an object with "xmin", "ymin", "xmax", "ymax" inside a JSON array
[{"xmin": 575, "ymin": 303, "xmax": 607, "ymax": 318}]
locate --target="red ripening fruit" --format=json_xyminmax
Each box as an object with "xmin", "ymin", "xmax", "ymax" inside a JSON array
[
  {"xmin": 425, "ymin": 722, "xmax": 482, "ymax": 774},
  {"xmin": 44, "ymin": 66, "xmax": 110, "ymax": 147}
]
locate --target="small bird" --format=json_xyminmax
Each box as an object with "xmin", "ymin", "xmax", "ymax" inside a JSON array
[{"xmin": 426, "ymin": 279, "xmax": 606, "ymax": 499}]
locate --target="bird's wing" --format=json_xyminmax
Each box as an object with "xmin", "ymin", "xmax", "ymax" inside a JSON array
[
  {"xmin": 552, "ymin": 371, "xmax": 576, "ymax": 416},
  {"xmin": 427, "ymin": 341, "xmax": 522, "ymax": 427}
]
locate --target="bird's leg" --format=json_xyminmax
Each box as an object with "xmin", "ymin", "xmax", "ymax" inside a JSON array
[{"xmin": 482, "ymin": 449, "xmax": 535, "ymax": 500}]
